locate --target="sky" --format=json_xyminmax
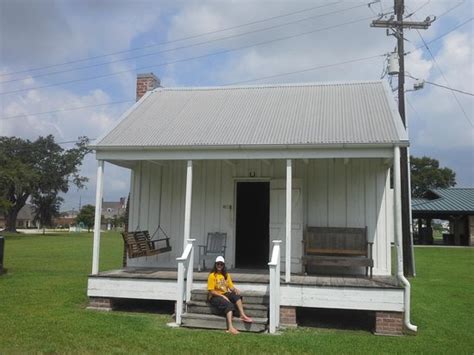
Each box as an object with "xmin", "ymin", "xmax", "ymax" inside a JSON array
[{"xmin": 0, "ymin": 0, "xmax": 472, "ymax": 212}]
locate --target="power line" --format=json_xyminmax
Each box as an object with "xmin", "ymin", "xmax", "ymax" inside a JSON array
[
  {"xmin": 0, "ymin": 14, "xmax": 376, "ymax": 96},
  {"xmin": 0, "ymin": 2, "xmax": 370, "ymax": 85},
  {"xmin": 0, "ymin": 53, "xmax": 384, "ymax": 121},
  {"xmin": 433, "ymin": 0, "xmax": 465, "ymax": 19},
  {"xmin": 0, "ymin": 138, "xmax": 97, "ymax": 152},
  {"xmin": 225, "ymin": 54, "xmax": 384, "ymax": 85},
  {"xmin": 406, "ymin": 97, "xmax": 423, "ymax": 122},
  {"xmin": 57, "ymin": 138, "xmax": 97, "ymax": 145},
  {"xmin": 0, "ymin": 1, "xmax": 343, "ymax": 78},
  {"xmin": 404, "ymin": 0, "xmax": 469, "ymax": 55},
  {"xmin": 416, "ymin": 29, "xmax": 473, "ymax": 128},
  {"xmin": 424, "ymin": 80, "xmax": 474, "ymax": 97},
  {"xmin": 406, "ymin": 74, "xmax": 474, "ymax": 97},
  {"xmin": 2, "ymin": 15, "xmax": 467, "ymax": 120},
  {"xmin": 406, "ymin": 17, "xmax": 473, "ymax": 55},
  {"xmin": 404, "ymin": 0, "xmax": 430, "ymax": 19},
  {"xmin": 0, "ymin": 100, "xmax": 134, "ymax": 120},
  {"xmin": 404, "ymin": 3, "xmax": 473, "ymax": 128}
]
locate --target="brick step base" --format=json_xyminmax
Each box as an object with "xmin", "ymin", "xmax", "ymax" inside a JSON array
[
  {"xmin": 87, "ymin": 297, "xmax": 113, "ymax": 311},
  {"xmin": 374, "ymin": 311, "xmax": 404, "ymax": 336}
]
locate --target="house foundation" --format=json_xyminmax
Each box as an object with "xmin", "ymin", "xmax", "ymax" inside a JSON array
[
  {"xmin": 280, "ymin": 306, "xmax": 297, "ymax": 327},
  {"xmin": 374, "ymin": 311, "xmax": 404, "ymax": 336},
  {"xmin": 87, "ymin": 297, "xmax": 114, "ymax": 311}
]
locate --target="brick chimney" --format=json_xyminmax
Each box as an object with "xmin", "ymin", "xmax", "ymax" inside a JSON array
[{"xmin": 136, "ymin": 73, "xmax": 160, "ymax": 101}]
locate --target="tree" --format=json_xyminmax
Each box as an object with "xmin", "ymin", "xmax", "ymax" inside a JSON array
[
  {"xmin": 32, "ymin": 193, "xmax": 64, "ymax": 234},
  {"xmin": 76, "ymin": 204, "xmax": 95, "ymax": 232},
  {"xmin": 0, "ymin": 135, "xmax": 90, "ymax": 232},
  {"xmin": 0, "ymin": 198, "xmax": 10, "ymax": 217},
  {"xmin": 410, "ymin": 156, "xmax": 456, "ymax": 198}
]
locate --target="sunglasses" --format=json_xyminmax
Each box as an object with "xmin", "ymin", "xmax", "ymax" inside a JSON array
[{"xmin": 216, "ymin": 262, "xmax": 224, "ymax": 266}]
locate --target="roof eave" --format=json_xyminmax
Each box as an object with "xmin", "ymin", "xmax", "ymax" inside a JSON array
[{"xmin": 91, "ymin": 141, "xmax": 409, "ymax": 151}]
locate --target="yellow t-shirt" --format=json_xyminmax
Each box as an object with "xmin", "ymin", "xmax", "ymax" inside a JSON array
[{"xmin": 208, "ymin": 272, "xmax": 234, "ymax": 295}]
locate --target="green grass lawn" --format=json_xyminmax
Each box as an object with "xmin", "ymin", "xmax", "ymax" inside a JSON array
[{"xmin": 0, "ymin": 232, "xmax": 473, "ymax": 354}]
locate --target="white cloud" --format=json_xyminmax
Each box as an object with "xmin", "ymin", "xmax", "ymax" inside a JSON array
[
  {"xmin": 408, "ymin": 29, "xmax": 473, "ymax": 150},
  {"xmin": 405, "ymin": 49, "xmax": 433, "ymax": 82},
  {"xmin": 1, "ymin": 0, "xmax": 473, "ymax": 207}
]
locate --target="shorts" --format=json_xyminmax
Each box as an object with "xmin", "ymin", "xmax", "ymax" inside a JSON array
[{"xmin": 209, "ymin": 292, "xmax": 242, "ymax": 315}]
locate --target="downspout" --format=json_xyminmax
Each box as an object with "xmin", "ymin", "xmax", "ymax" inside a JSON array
[{"xmin": 394, "ymin": 146, "xmax": 418, "ymax": 333}]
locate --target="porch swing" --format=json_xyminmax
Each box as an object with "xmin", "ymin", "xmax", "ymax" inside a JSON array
[{"xmin": 122, "ymin": 164, "xmax": 172, "ymax": 259}]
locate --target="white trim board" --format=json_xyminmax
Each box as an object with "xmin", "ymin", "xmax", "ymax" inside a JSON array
[
  {"xmin": 280, "ymin": 284, "xmax": 404, "ymax": 312},
  {"xmin": 88, "ymin": 277, "xmax": 403, "ymax": 312},
  {"xmin": 97, "ymin": 147, "xmax": 395, "ymax": 162},
  {"xmin": 87, "ymin": 277, "xmax": 201, "ymax": 301}
]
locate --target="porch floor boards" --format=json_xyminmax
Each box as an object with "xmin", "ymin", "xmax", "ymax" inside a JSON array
[{"xmin": 94, "ymin": 267, "xmax": 401, "ymax": 289}]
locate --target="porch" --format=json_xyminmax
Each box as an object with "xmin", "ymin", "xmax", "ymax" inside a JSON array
[{"xmin": 87, "ymin": 266, "xmax": 404, "ymax": 333}]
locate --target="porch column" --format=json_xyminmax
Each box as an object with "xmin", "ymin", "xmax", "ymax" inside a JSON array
[
  {"xmin": 183, "ymin": 160, "xmax": 193, "ymax": 249},
  {"xmin": 92, "ymin": 160, "xmax": 104, "ymax": 275},
  {"xmin": 285, "ymin": 159, "xmax": 292, "ymax": 282}
]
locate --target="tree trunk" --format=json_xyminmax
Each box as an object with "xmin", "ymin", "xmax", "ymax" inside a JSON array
[
  {"xmin": 5, "ymin": 208, "xmax": 20, "ymax": 233},
  {"xmin": 5, "ymin": 193, "xmax": 29, "ymax": 233}
]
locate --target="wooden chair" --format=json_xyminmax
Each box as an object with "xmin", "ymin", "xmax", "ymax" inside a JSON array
[
  {"xmin": 122, "ymin": 230, "xmax": 171, "ymax": 259},
  {"xmin": 198, "ymin": 232, "xmax": 227, "ymax": 271}
]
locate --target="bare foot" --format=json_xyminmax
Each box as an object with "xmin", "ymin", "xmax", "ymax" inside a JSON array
[
  {"xmin": 240, "ymin": 315, "xmax": 253, "ymax": 323},
  {"xmin": 226, "ymin": 327, "xmax": 240, "ymax": 334}
]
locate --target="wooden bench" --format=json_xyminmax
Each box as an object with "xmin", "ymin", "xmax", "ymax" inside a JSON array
[
  {"xmin": 303, "ymin": 227, "xmax": 373, "ymax": 277},
  {"xmin": 122, "ymin": 230, "xmax": 171, "ymax": 259}
]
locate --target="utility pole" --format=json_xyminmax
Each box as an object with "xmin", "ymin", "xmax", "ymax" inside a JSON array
[{"xmin": 371, "ymin": 0, "xmax": 434, "ymax": 276}]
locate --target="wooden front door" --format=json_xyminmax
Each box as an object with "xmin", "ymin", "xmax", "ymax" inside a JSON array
[{"xmin": 269, "ymin": 179, "xmax": 303, "ymax": 273}]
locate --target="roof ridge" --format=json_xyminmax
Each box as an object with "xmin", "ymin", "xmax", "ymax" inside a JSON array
[{"xmin": 151, "ymin": 80, "xmax": 384, "ymax": 93}]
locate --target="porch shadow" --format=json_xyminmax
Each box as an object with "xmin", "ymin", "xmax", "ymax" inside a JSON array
[
  {"xmin": 296, "ymin": 308, "xmax": 374, "ymax": 332},
  {"xmin": 112, "ymin": 299, "xmax": 175, "ymax": 315}
]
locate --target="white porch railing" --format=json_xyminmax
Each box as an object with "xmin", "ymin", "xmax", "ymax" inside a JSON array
[
  {"xmin": 176, "ymin": 238, "xmax": 195, "ymax": 325},
  {"xmin": 268, "ymin": 240, "xmax": 282, "ymax": 334}
]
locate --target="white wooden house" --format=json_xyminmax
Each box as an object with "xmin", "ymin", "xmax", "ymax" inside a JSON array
[{"xmin": 88, "ymin": 75, "xmax": 416, "ymax": 335}]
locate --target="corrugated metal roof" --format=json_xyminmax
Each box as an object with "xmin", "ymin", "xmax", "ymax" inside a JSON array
[
  {"xmin": 96, "ymin": 81, "xmax": 408, "ymax": 149},
  {"xmin": 412, "ymin": 188, "xmax": 474, "ymax": 212}
]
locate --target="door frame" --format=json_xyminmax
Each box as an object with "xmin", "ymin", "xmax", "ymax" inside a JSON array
[{"xmin": 232, "ymin": 177, "xmax": 270, "ymax": 269}]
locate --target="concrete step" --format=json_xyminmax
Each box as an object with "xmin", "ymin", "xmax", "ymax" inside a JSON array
[
  {"xmin": 181, "ymin": 312, "xmax": 268, "ymax": 333},
  {"xmin": 191, "ymin": 289, "xmax": 269, "ymax": 305},
  {"xmin": 186, "ymin": 300, "xmax": 268, "ymax": 318}
]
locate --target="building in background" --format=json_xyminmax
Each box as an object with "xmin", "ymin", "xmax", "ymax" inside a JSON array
[
  {"xmin": 412, "ymin": 188, "xmax": 474, "ymax": 246},
  {"xmin": 54, "ymin": 210, "xmax": 79, "ymax": 228},
  {"xmin": 0, "ymin": 204, "xmax": 36, "ymax": 229},
  {"xmin": 101, "ymin": 197, "xmax": 126, "ymax": 230}
]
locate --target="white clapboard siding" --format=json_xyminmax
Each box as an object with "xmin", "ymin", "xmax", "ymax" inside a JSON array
[
  {"xmin": 305, "ymin": 159, "xmax": 391, "ymax": 274},
  {"xmin": 127, "ymin": 159, "xmax": 392, "ymax": 275}
]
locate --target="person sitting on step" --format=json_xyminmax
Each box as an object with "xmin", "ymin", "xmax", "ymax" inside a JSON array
[{"xmin": 207, "ymin": 256, "xmax": 253, "ymax": 334}]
